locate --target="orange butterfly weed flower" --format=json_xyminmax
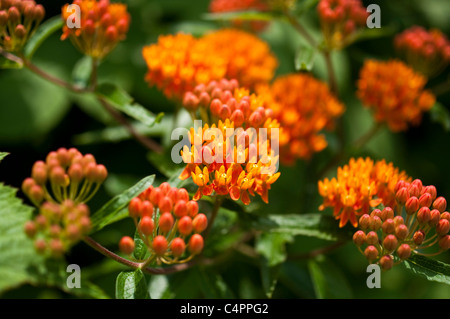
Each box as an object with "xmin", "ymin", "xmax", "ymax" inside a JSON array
[
  {"xmin": 142, "ymin": 33, "xmax": 227, "ymax": 99},
  {"xmin": 209, "ymin": 0, "xmax": 269, "ymax": 32},
  {"xmin": 142, "ymin": 29, "xmax": 277, "ymax": 99},
  {"xmin": 179, "ymin": 120, "xmax": 280, "ymax": 205},
  {"xmin": 318, "ymin": 157, "xmax": 411, "ymax": 228},
  {"xmin": 357, "ymin": 59, "xmax": 436, "ymax": 132},
  {"xmin": 394, "ymin": 26, "xmax": 450, "ymax": 77},
  {"xmin": 258, "ymin": 73, "xmax": 344, "ymax": 164},
  {"xmin": 61, "ymin": 0, "xmax": 130, "ymax": 59}
]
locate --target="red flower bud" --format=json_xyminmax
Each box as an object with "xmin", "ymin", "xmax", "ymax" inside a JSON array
[
  {"xmin": 382, "ymin": 219, "xmax": 395, "ymax": 234},
  {"xmin": 159, "ymin": 196, "xmax": 173, "ymax": 213},
  {"xmin": 380, "ymin": 255, "xmax": 394, "ymax": 270},
  {"xmin": 183, "ymin": 92, "xmax": 199, "ymax": 110},
  {"xmin": 177, "ymin": 188, "xmax": 189, "ymax": 202},
  {"xmin": 436, "ymin": 219, "xmax": 450, "ymax": 236},
  {"xmin": 441, "ymin": 212, "xmax": 450, "ymax": 221},
  {"xmin": 418, "ymin": 192, "xmax": 432, "ymax": 208},
  {"xmin": 158, "ymin": 212, "xmax": 174, "ymax": 233},
  {"xmin": 397, "ymin": 244, "xmax": 412, "ymax": 260},
  {"xmin": 139, "ymin": 216, "xmax": 155, "ymax": 236},
  {"xmin": 393, "ymin": 215, "xmax": 404, "ymax": 227},
  {"xmin": 395, "ymin": 224, "xmax": 408, "ymax": 240},
  {"xmin": 24, "ymin": 221, "xmax": 37, "ymax": 238},
  {"xmin": 150, "ymin": 187, "xmax": 162, "ymax": 206},
  {"xmin": 381, "ymin": 207, "xmax": 394, "ymax": 221},
  {"xmin": 174, "ymin": 200, "xmax": 188, "ymax": 218},
  {"xmin": 192, "ymin": 213, "xmax": 208, "ymax": 233},
  {"xmin": 383, "ymin": 234, "xmax": 398, "ymax": 252},
  {"xmin": 141, "ymin": 200, "xmax": 154, "ymax": 218},
  {"xmin": 369, "ymin": 215, "xmax": 382, "ymax": 231},
  {"xmin": 359, "ymin": 214, "xmax": 370, "ymax": 230},
  {"xmin": 50, "ymin": 239, "xmax": 64, "ymax": 257},
  {"xmin": 105, "ymin": 25, "xmax": 118, "ymax": 42},
  {"xmin": 151, "ymin": 235, "xmax": 167, "ymax": 256},
  {"xmin": 119, "ymin": 236, "xmax": 135, "ymax": 255},
  {"xmin": 438, "ymin": 235, "xmax": 450, "ymax": 250},
  {"xmin": 188, "ymin": 234, "xmax": 204, "ymax": 255},
  {"xmin": 413, "ymin": 230, "xmax": 425, "ymax": 245},
  {"xmin": 417, "ymin": 207, "xmax": 431, "ymax": 224},
  {"xmin": 68, "ymin": 163, "xmax": 84, "ymax": 183},
  {"xmin": 353, "ymin": 230, "xmax": 366, "ymax": 246},
  {"xmin": 364, "ymin": 245, "xmax": 379, "ymax": 262},
  {"xmin": 366, "ymin": 231, "xmax": 379, "ymax": 245},
  {"xmin": 433, "ymin": 197, "xmax": 447, "ymax": 213},
  {"xmin": 178, "ymin": 216, "xmax": 193, "ymax": 236},
  {"xmin": 186, "ymin": 200, "xmax": 199, "ymax": 217},
  {"xmin": 429, "ymin": 209, "xmax": 440, "ymax": 226},
  {"xmin": 128, "ymin": 198, "xmax": 142, "ymax": 218},
  {"xmin": 34, "ymin": 238, "xmax": 47, "ymax": 254},
  {"xmin": 405, "ymin": 196, "xmax": 419, "ymax": 215},
  {"xmin": 421, "ymin": 185, "xmax": 437, "ymax": 200},
  {"xmin": 170, "ymin": 237, "xmax": 186, "ymax": 258},
  {"xmin": 396, "ymin": 187, "xmax": 409, "ymax": 205}
]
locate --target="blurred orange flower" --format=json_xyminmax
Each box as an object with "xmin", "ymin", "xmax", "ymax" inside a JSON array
[{"xmin": 357, "ymin": 60, "xmax": 435, "ymax": 132}]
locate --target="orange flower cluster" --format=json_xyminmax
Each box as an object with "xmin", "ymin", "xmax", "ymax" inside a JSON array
[
  {"xmin": 119, "ymin": 183, "xmax": 207, "ymax": 264},
  {"xmin": 179, "ymin": 120, "xmax": 280, "ymax": 205},
  {"xmin": 357, "ymin": 60, "xmax": 436, "ymax": 132},
  {"xmin": 317, "ymin": 0, "xmax": 368, "ymax": 50},
  {"xmin": 183, "ymin": 78, "xmax": 281, "ymax": 131},
  {"xmin": 142, "ymin": 29, "xmax": 277, "ymax": 99},
  {"xmin": 353, "ymin": 179, "xmax": 450, "ymax": 270},
  {"xmin": 318, "ymin": 157, "xmax": 411, "ymax": 228},
  {"xmin": 259, "ymin": 73, "xmax": 345, "ymax": 163},
  {"xmin": 394, "ymin": 26, "xmax": 450, "ymax": 77},
  {"xmin": 22, "ymin": 148, "xmax": 107, "ymax": 258},
  {"xmin": 61, "ymin": 0, "xmax": 130, "ymax": 59},
  {"xmin": 0, "ymin": 0, "xmax": 45, "ymax": 52},
  {"xmin": 209, "ymin": 0, "xmax": 269, "ymax": 32}
]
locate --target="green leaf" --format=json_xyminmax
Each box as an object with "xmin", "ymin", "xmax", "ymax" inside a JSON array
[
  {"xmin": 195, "ymin": 268, "xmax": 235, "ymax": 299},
  {"xmin": 308, "ymin": 256, "xmax": 353, "ymax": 299},
  {"xmin": 90, "ymin": 175, "xmax": 155, "ymax": 232},
  {"xmin": 203, "ymin": 11, "xmax": 276, "ymax": 22},
  {"xmin": 71, "ymin": 56, "xmax": 93, "ymax": 90},
  {"xmin": 429, "ymin": 102, "xmax": 450, "ymax": 132},
  {"xmin": 255, "ymin": 233, "xmax": 294, "ymax": 267},
  {"xmin": 0, "ymin": 53, "xmax": 23, "ymax": 69},
  {"xmin": 295, "ymin": 44, "xmax": 317, "ymax": 72},
  {"xmin": 352, "ymin": 25, "xmax": 397, "ymax": 43},
  {"xmin": 148, "ymin": 275, "xmax": 174, "ymax": 299},
  {"xmin": 115, "ymin": 269, "xmax": 150, "ymax": 299},
  {"xmin": 251, "ymin": 214, "xmax": 353, "ymax": 241},
  {"xmin": 133, "ymin": 230, "xmax": 148, "ymax": 261},
  {"xmin": 96, "ymin": 82, "xmax": 164, "ymax": 127},
  {"xmin": 259, "ymin": 257, "xmax": 281, "ymax": 299},
  {"xmin": 24, "ymin": 16, "xmax": 65, "ymax": 59},
  {"xmin": 403, "ymin": 254, "xmax": 450, "ymax": 286},
  {"xmin": 0, "ymin": 152, "xmax": 9, "ymax": 163}
]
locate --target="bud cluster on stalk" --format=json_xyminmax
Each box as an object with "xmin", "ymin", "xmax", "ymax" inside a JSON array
[
  {"xmin": 22, "ymin": 147, "xmax": 107, "ymax": 206},
  {"xmin": 394, "ymin": 26, "xmax": 450, "ymax": 77},
  {"xmin": 0, "ymin": 0, "xmax": 45, "ymax": 52},
  {"xmin": 22, "ymin": 148, "xmax": 107, "ymax": 258},
  {"xmin": 182, "ymin": 78, "xmax": 276, "ymax": 129},
  {"xmin": 119, "ymin": 183, "xmax": 208, "ymax": 265},
  {"xmin": 353, "ymin": 179, "xmax": 450, "ymax": 270},
  {"xmin": 317, "ymin": 0, "xmax": 368, "ymax": 50},
  {"xmin": 25, "ymin": 200, "xmax": 92, "ymax": 257}
]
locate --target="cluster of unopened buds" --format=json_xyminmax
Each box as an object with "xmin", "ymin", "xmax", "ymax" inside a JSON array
[
  {"xmin": 317, "ymin": 0, "xmax": 368, "ymax": 50},
  {"xmin": 182, "ymin": 78, "xmax": 279, "ymax": 130},
  {"xmin": 394, "ymin": 26, "xmax": 450, "ymax": 77},
  {"xmin": 353, "ymin": 179, "xmax": 450, "ymax": 270},
  {"xmin": 22, "ymin": 148, "xmax": 107, "ymax": 257},
  {"xmin": 119, "ymin": 183, "xmax": 208, "ymax": 265},
  {"xmin": 61, "ymin": 0, "xmax": 130, "ymax": 59},
  {"xmin": 0, "ymin": 0, "xmax": 45, "ymax": 52}
]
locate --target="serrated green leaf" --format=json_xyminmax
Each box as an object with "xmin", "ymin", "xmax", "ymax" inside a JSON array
[
  {"xmin": 133, "ymin": 230, "xmax": 148, "ymax": 261},
  {"xmin": 251, "ymin": 214, "xmax": 353, "ymax": 241},
  {"xmin": 0, "ymin": 152, "xmax": 9, "ymax": 163},
  {"xmin": 90, "ymin": 175, "xmax": 155, "ymax": 232},
  {"xmin": 295, "ymin": 44, "xmax": 316, "ymax": 71},
  {"xmin": 255, "ymin": 233, "xmax": 294, "ymax": 267},
  {"xmin": 24, "ymin": 16, "xmax": 65, "ymax": 59},
  {"xmin": 403, "ymin": 254, "xmax": 450, "ymax": 286},
  {"xmin": 115, "ymin": 269, "xmax": 150, "ymax": 299},
  {"xmin": 429, "ymin": 102, "xmax": 450, "ymax": 131},
  {"xmin": 308, "ymin": 256, "xmax": 353, "ymax": 299},
  {"xmin": 96, "ymin": 82, "xmax": 164, "ymax": 127}
]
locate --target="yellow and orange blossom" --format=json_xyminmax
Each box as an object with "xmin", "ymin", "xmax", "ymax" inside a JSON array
[
  {"xmin": 61, "ymin": 0, "xmax": 130, "ymax": 59},
  {"xmin": 258, "ymin": 73, "xmax": 345, "ymax": 164},
  {"xmin": 143, "ymin": 29, "xmax": 278, "ymax": 99},
  {"xmin": 318, "ymin": 157, "xmax": 411, "ymax": 228},
  {"xmin": 357, "ymin": 59, "xmax": 435, "ymax": 132}
]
